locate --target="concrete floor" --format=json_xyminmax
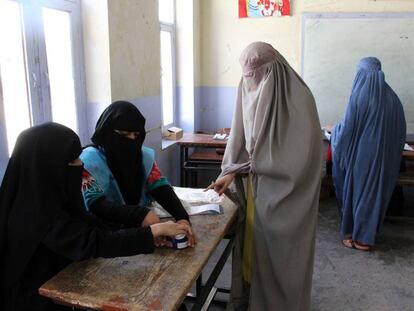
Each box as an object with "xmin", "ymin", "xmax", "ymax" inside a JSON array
[
  {"xmin": 313, "ymin": 198, "xmax": 414, "ymax": 311},
  {"xmin": 186, "ymin": 198, "xmax": 414, "ymax": 311}
]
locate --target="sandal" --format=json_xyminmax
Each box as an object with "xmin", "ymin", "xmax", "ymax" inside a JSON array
[
  {"xmin": 354, "ymin": 241, "xmax": 371, "ymax": 251},
  {"xmin": 342, "ymin": 238, "xmax": 353, "ymax": 248}
]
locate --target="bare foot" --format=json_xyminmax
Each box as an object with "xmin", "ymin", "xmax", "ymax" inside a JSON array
[
  {"xmin": 354, "ymin": 241, "xmax": 372, "ymax": 251},
  {"xmin": 342, "ymin": 238, "xmax": 353, "ymax": 248}
]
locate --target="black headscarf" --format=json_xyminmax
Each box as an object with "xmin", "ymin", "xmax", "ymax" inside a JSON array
[
  {"xmin": 91, "ymin": 101, "xmax": 146, "ymax": 205},
  {"xmin": 0, "ymin": 122, "xmax": 84, "ymax": 287}
]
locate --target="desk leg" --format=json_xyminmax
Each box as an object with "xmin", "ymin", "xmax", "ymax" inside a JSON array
[
  {"xmin": 184, "ymin": 147, "xmax": 189, "ymax": 187},
  {"xmin": 200, "ymin": 287, "xmax": 218, "ymax": 311},
  {"xmin": 192, "ymin": 162, "xmax": 198, "ymax": 187},
  {"xmin": 180, "ymin": 146, "xmax": 185, "ymax": 187},
  {"xmin": 196, "ymin": 275, "xmax": 203, "ymax": 296},
  {"xmin": 191, "ymin": 236, "xmax": 235, "ymax": 311}
]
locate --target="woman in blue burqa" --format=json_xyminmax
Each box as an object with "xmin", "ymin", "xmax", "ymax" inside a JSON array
[{"xmin": 328, "ymin": 57, "xmax": 406, "ymax": 251}]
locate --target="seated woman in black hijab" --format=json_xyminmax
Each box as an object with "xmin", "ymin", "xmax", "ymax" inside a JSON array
[
  {"xmin": 80, "ymin": 101, "xmax": 195, "ymax": 246},
  {"xmin": 0, "ymin": 123, "xmax": 191, "ymax": 311}
]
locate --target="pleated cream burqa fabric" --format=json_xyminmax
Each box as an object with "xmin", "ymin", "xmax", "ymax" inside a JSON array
[{"xmin": 222, "ymin": 42, "xmax": 323, "ymax": 311}]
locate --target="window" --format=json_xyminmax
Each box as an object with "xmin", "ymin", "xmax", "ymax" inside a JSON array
[
  {"xmin": 0, "ymin": 0, "xmax": 86, "ymax": 156},
  {"xmin": 159, "ymin": 0, "xmax": 176, "ymax": 127},
  {"xmin": 0, "ymin": 1, "xmax": 31, "ymax": 154}
]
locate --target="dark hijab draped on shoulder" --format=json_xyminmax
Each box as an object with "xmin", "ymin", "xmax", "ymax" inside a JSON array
[
  {"xmin": 0, "ymin": 123, "xmax": 87, "ymax": 296},
  {"xmin": 0, "ymin": 122, "xmax": 155, "ymax": 310},
  {"xmin": 91, "ymin": 101, "xmax": 146, "ymax": 205}
]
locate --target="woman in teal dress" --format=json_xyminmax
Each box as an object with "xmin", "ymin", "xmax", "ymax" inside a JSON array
[{"xmin": 80, "ymin": 101, "xmax": 195, "ymax": 246}]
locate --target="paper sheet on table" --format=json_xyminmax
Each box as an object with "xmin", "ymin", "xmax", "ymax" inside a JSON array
[
  {"xmin": 189, "ymin": 204, "xmax": 222, "ymax": 215},
  {"xmin": 151, "ymin": 202, "xmax": 223, "ymax": 218},
  {"xmin": 149, "ymin": 187, "xmax": 224, "ymax": 218},
  {"xmin": 172, "ymin": 187, "xmax": 224, "ymax": 204},
  {"xmin": 404, "ymin": 143, "xmax": 414, "ymax": 151},
  {"xmin": 322, "ymin": 128, "xmax": 331, "ymax": 140}
]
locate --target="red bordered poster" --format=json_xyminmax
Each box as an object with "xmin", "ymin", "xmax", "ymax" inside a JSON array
[{"xmin": 239, "ymin": 0, "xmax": 290, "ymax": 18}]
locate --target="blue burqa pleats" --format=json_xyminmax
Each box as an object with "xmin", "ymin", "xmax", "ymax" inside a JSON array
[{"xmin": 331, "ymin": 57, "xmax": 406, "ymax": 246}]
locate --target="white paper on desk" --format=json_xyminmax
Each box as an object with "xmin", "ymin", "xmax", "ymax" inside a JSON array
[
  {"xmin": 189, "ymin": 204, "xmax": 222, "ymax": 215},
  {"xmin": 322, "ymin": 128, "xmax": 331, "ymax": 140},
  {"xmin": 151, "ymin": 202, "xmax": 222, "ymax": 218},
  {"xmin": 213, "ymin": 133, "xmax": 228, "ymax": 140},
  {"xmin": 149, "ymin": 187, "xmax": 224, "ymax": 218},
  {"xmin": 172, "ymin": 187, "xmax": 224, "ymax": 204},
  {"xmin": 404, "ymin": 143, "xmax": 414, "ymax": 151}
]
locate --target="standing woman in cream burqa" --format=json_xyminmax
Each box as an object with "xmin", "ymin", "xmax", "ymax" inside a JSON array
[{"xmin": 210, "ymin": 42, "xmax": 323, "ymax": 310}]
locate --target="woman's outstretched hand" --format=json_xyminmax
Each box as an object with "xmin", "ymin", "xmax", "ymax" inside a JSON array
[{"xmin": 205, "ymin": 173, "xmax": 235, "ymax": 196}]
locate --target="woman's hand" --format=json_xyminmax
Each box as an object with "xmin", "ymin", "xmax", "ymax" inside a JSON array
[
  {"xmin": 141, "ymin": 211, "xmax": 160, "ymax": 227},
  {"xmin": 142, "ymin": 211, "xmax": 164, "ymax": 246},
  {"xmin": 150, "ymin": 220, "xmax": 191, "ymax": 240},
  {"xmin": 177, "ymin": 219, "xmax": 196, "ymax": 247},
  {"xmin": 205, "ymin": 173, "xmax": 235, "ymax": 196}
]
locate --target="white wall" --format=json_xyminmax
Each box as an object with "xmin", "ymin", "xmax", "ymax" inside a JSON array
[
  {"xmin": 81, "ymin": 0, "xmax": 112, "ymax": 136},
  {"xmin": 0, "ymin": 72, "xmax": 7, "ymax": 179},
  {"xmin": 82, "ymin": 0, "xmax": 180, "ymax": 184},
  {"xmin": 199, "ymin": 0, "xmax": 414, "ymax": 87},
  {"xmin": 196, "ymin": 0, "xmax": 414, "ymax": 133},
  {"xmin": 108, "ymin": 0, "xmax": 160, "ymax": 100}
]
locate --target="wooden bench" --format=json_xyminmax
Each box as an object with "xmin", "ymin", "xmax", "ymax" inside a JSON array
[{"xmin": 397, "ymin": 172, "xmax": 414, "ymax": 186}]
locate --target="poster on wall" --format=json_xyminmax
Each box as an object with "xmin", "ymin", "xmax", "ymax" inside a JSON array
[{"xmin": 239, "ymin": 0, "xmax": 290, "ymax": 18}]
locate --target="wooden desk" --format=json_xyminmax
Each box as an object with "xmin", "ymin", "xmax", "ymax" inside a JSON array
[
  {"xmin": 177, "ymin": 133, "xmax": 227, "ymax": 149},
  {"xmin": 403, "ymin": 149, "xmax": 414, "ymax": 161},
  {"xmin": 39, "ymin": 196, "xmax": 238, "ymax": 311},
  {"xmin": 177, "ymin": 134, "xmax": 227, "ymax": 187},
  {"xmin": 321, "ymin": 141, "xmax": 414, "ymax": 195}
]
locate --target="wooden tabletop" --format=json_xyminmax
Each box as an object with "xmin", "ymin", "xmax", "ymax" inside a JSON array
[
  {"xmin": 403, "ymin": 149, "xmax": 414, "ymax": 160},
  {"xmin": 39, "ymin": 196, "xmax": 238, "ymax": 311},
  {"xmin": 177, "ymin": 133, "xmax": 227, "ymax": 148}
]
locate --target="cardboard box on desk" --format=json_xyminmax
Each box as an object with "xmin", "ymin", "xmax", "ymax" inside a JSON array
[{"xmin": 164, "ymin": 126, "xmax": 183, "ymax": 140}]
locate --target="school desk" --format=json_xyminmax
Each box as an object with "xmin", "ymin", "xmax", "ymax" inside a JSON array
[
  {"xmin": 321, "ymin": 136, "xmax": 414, "ymax": 196},
  {"xmin": 177, "ymin": 133, "xmax": 227, "ymax": 187},
  {"xmin": 39, "ymin": 195, "xmax": 238, "ymax": 311},
  {"xmin": 403, "ymin": 149, "xmax": 414, "ymax": 161}
]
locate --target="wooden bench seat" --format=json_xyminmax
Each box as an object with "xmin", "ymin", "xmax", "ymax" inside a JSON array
[
  {"xmin": 189, "ymin": 151, "xmax": 223, "ymax": 162},
  {"xmin": 397, "ymin": 172, "xmax": 414, "ymax": 186}
]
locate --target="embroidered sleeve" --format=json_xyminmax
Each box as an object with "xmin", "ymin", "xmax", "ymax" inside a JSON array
[
  {"xmin": 81, "ymin": 168, "xmax": 105, "ymax": 211},
  {"xmin": 146, "ymin": 161, "xmax": 170, "ymax": 191},
  {"xmin": 147, "ymin": 161, "xmax": 162, "ymax": 184}
]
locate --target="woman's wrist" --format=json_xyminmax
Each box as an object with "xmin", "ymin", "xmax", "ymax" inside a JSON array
[{"xmin": 150, "ymin": 223, "xmax": 162, "ymax": 237}]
